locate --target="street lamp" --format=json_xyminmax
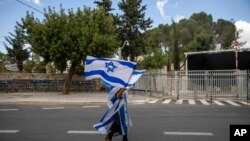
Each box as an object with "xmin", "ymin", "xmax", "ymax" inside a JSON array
[{"xmin": 118, "ymin": 40, "xmax": 129, "ymax": 60}]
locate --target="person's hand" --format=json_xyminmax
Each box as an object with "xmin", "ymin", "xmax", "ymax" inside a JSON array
[{"xmin": 115, "ymin": 88, "xmax": 126, "ymax": 99}]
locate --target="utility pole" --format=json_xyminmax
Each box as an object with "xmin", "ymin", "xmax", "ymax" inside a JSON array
[{"xmin": 118, "ymin": 40, "xmax": 129, "ymax": 60}]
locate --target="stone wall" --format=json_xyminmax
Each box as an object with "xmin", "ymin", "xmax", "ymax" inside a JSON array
[{"xmin": 0, "ymin": 73, "xmax": 82, "ymax": 80}]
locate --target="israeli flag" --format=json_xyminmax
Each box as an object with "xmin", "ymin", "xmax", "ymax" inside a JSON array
[
  {"xmin": 93, "ymin": 87, "xmax": 132, "ymax": 135},
  {"xmin": 126, "ymin": 70, "xmax": 145, "ymax": 88},
  {"xmin": 84, "ymin": 56, "xmax": 136, "ymax": 88}
]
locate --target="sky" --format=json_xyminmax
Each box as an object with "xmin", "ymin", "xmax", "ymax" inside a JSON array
[{"xmin": 0, "ymin": 0, "xmax": 250, "ymax": 53}]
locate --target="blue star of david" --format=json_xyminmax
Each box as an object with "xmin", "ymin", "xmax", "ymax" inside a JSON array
[{"xmin": 105, "ymin": 61, "xmax": 117, "ymax": 73}]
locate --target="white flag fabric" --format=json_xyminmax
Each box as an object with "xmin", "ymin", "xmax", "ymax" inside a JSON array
[
  {"xmin": 84, "ymin": 56, "xmax": 136, "ymax": 88},
  {"xmin": 94, "ymin": 87, "xmax": 132, "ymax": 135},
  {"xmin": 126, "ymin": 70, "xmax": 145, "ymax": 88}
]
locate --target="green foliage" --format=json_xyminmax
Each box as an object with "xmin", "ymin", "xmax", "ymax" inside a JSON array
[
  {"xmin": 0, "ymin": 52, "xmax": 8, "ymax": 72},
  {"xmin": 3, "ymin": 24, "xmax": 30, "ymax": 72},
  {"xmin": 20, "ymin": 5, "xmax": 118, "ymax": 94},
  {"xmin": 23, "ymin": 60, "xmax": 34, "ymax": 72},
  {"xmin": 187, "ymin": 31, "xmax": 215, "ymax": 51},
  {"xmin": 23, "ymin": 56, "xmax": 46, "ymax": 73},
  {"xmin": 8, "ymin": 5, "xmax": 236, "ymax": 75},
  {"xmin": 117, "ymin": 0, "xmax": 153, "ymax": 61},
  {"xmin": 21, "ymin": 6, "xmax": 118, "ymax": 71},
  {"xmin": 172, "ymin": 20, "xmax": 180, "ymax": 70},
  {"xmin": 215, "ymin": 19, "xmax": 236, "ymax": 48},
  {"xmin": 190, "ymin": 12, "xmax": 213, "ymax": 31},
  {"xmin": 142, "ymin": 24, "xmax": 170, "ymax": 70},
  {"xmin": 142, "ymin": 11, "xmax": 236, "ymax": 71},
  {"xmin": 33, "ymin": 62, "xmax": 46, "ymax": 73},
  {"xmin": 94, "ymin": 0, "xmax": 114, "ymax": 14},
  {"xmin": 21, "ymin": 12, "xmax": 51, "ymax": 63},
  {"xmin": 0, "ymin": 52, "xmax": 7, "ymax": 62},
  {"xmin": 0, "ymin": 62, "xmax": 5, "ymax": 72},
  {"xmin": 142, "ymin": 48, "xmax": 167, "ymax": 70}
]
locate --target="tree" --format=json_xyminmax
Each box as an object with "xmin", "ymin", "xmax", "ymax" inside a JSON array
[
  {"xmin": 21, "ymin": 11, "xmax": 52, "ymax": 74},
  {"xmin": 141, "ymin": 12, "xmax": 218, "ymax": 70},
  {"xmin": 3, "ymin": 24, "xmax": 29, "ymax": 72},
  {"xmin": 23, "ymin": 60, "xmax": 34, "ymax": 72},
  {"xmin": 215, "ymin": 19, "xmax": 236, "ymax": 48},
  {"xmin": 0, "ymin": 52, "xmax": 8, "ymax": 63},
  {"xmin": 172, "ymin": 20, "xmax": 180, "ymax": 71},
  {"xmin": 190, "ymin": 11, "xmax": 213, "ymax": 31},
  {"xmin": 142, "ymin": 24, "xmax": 170, "ymax": 70},
  {"xmin": 142, "ymin": 48, "xmax": 167, "ymax": 70},
  {"xmin": 94, "ymin": 0, "xmax": 114, "ymax": 15},
  {"xmin": 0, "ymin": 52, "xmax": 7, "ymax": 72},
  {"xmin": 187, "ymin": 30, "xmax": 215, "ymax": 51},
  {"xmin": 23, "ymin": 53, "xmax": 46, "ymax": 73},
  {"xmin": 21, "ymin": 6, "xmax": 118, "ymax": 94},
  {"xmin": 117, "ymin": 0, "xmax": 153, "ymax": 61}
]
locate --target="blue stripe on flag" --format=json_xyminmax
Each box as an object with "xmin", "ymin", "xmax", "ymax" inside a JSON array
[
  {"xmin": 111, "ymin": 95, "xmax": 117, "ymax": 104},
  {"xmin": 119, "ymin": 105, "xmax": 128, "ymax": 135},
  {"xmin": 95, "ymin": 113, "xmax": 116, "ymax": 129},
  {"xmin": 126, "ymin": 83, "xmax": 135, "ymax": 87},
  {"xmin": 94, "ymin": 100, "xmax": 121, "ymax": 130},
  {"xmin": 85, "ymin": 70, "xmax": 128, "ymax": 86},
  {"xmin": 132, "ymin": 70, "xmax": 145, "ymax": 75},
  {"xmin": 86, "ymin": 58, "xmax": 136, "ymax": 69}
]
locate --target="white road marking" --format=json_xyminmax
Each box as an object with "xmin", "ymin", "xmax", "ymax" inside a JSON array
[
  {"xmin": 42, "ymin": 107, "xmax": 65, "ymax": 110},
  {"xmin": 225, "ymin": 100, "xmax": 240, "ymax": 106},
  {"xmin": 240, "ymin": 101, "xmax": 250, "ymax": 106},
  {"xmin": 67, "ymin": 130, "xmax": 102, "ymax": 134},
  {"xmin": 188, "ymin": 100, "xmax": 196, "ymax": 105},
  {"xmin": 163, "ymin": 132, "xmax": 213, "ymax": 136},
  {"xmin": 213, "ymin": 100, "xmax": 225, "ymax": 106},
  {"xmin": 148, "ymin": 100, "xmax": 158, "ymax": 104},
  {"xmin": 162, "ymin": 99, "xmax": 171, "ymax": 104},
  {"xmin": 0, "ymin": 109, "xmax": 19, "ymax": 112},
  {"xmin": 175, "ymin": 99, "xmax": 183, "ymax": 104},
  {"xmin": 131, "ymin": 100, "xmax": 147, "ymax": 104},
  {"xmin": 199, "ymin": 99, "xmax": 210, "ymax": 105},
  {"xmin": 83, "ymin": 106, "xmax": 101, "ymax": 108},
  {"xmin": 131, "ymin": 102, "xmax": 145, "ymax": 105},
  {"xmin": 0, "ymin": 130, "xmax": 20, "ymax": 133}
]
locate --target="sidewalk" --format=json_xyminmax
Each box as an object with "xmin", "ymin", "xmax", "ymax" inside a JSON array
[{"xmin": 0, "ymin": 92, "xmax": 151, "ymax": 104}]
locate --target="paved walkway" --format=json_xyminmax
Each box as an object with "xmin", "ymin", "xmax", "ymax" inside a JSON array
[{"xmin": 0, "ymin": 92, "xmax": 151, "ymax": 104}]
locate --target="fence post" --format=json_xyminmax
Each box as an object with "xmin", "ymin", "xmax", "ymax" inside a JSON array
[
  {"xmin": 236, "ymin": 70, "xmax": 240, "ymax": 99},
  {"xmin": 149, "ymin": 73, "xmax": 152, "ymax": 98},
  {"xmin": 175, "ymin": 71, "xmax": 180, "ymax": 99},
  {"xmin": 153, "ymin": 73, "xmax": 157, "ymax": 93},
  {"xmin": 210, "ymin": 73, "xmax": 213, "ymax": 102},
  {"xmin": 205, "ymin": 71, "xmax": 208, "ymax": 100},
  {"xmin": 247, "ymin": 71, "xmax": 249, "ymax": 101}
]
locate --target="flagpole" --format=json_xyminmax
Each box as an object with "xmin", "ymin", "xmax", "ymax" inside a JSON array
[{"xmin": 118, "ymin": 40, "xmax": 137, "ymax": 89}]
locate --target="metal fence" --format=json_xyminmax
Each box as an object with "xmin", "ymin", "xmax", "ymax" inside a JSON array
[{"xmin": 133, "ymin": 70, "xmax": 250, "ymax": 100}]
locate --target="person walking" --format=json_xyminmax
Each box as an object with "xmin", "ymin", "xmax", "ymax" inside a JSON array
[
  {"xmin": 94, "ymin": 85, "xmax": 131, "ymax": 141},
  {"xmin": 84, "ymin": 56, "xmax": 145, "ymax": 141}
]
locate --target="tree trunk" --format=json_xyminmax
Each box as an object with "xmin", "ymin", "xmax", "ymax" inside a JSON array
[
  {"xmin": 46, "ymin": 62, "xmax": 52, "ymax": 75},
  {"xmin": 167, "ymin": 52, "xmax": 171, "ymax": 71},
  {"xmin": 17, "ymin": 61, "xmax": 23, "ymax": 72},
  {"xmin": 62, "ymin": 61, "xmax": 76, "ymax": 95}
]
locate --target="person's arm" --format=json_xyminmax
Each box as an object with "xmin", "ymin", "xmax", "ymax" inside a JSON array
[{"xmin": 115, "ymin": 88, "xmax": 126, "ymax": 99}]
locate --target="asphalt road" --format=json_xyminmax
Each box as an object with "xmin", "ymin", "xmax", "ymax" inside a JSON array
[{"xmin": 0, "ymin": 103, "xmax": 249, "ymax": 141}]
